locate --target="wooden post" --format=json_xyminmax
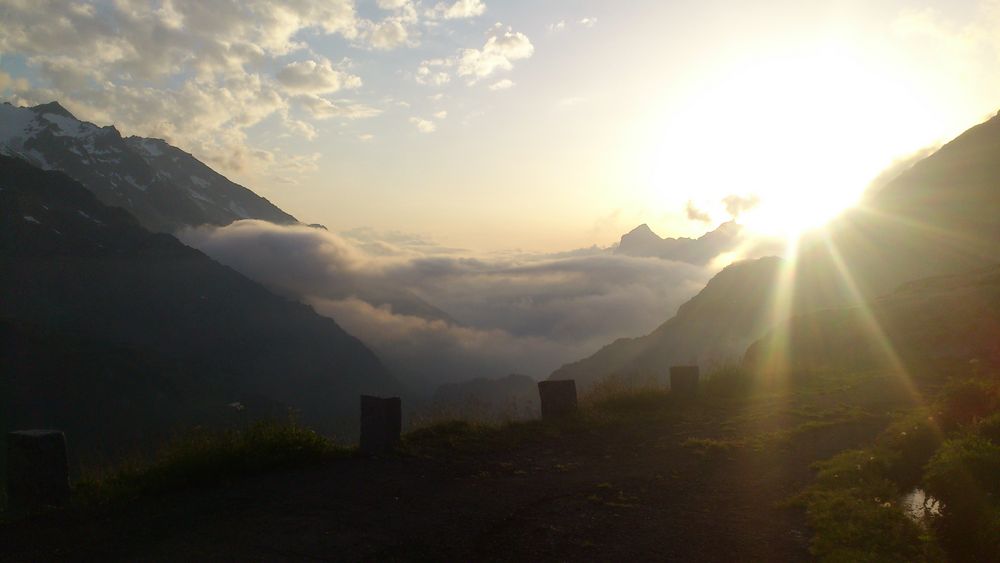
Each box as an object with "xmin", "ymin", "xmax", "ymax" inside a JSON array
[
  {"xmin": 670, "ymin": 366, "xmax": 700, "ymax": 396},
  {"xmin": 6, "ymin": 430, "xmax": 70, "ymax": 513},
  {"xmin": 360, "ymin": 395, "xmax": 401, "ymax": 455},
  {"xmin": 537, "ymin": 380, "xmax": 578, "ymax": 420}
]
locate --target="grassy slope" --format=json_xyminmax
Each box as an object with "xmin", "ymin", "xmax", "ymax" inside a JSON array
[{"xmin": 1, "ymin": 364, "xmax": 955, "ymax": 561}]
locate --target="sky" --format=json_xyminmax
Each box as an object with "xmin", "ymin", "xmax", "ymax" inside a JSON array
[{"xmin": 2, "ymin": 0, "xmax": 1000, "ymax": 251}]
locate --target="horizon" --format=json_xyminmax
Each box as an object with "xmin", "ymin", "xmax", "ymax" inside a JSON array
[{"xmin": 3, "ymin": 1, "xmax": 1000, "ymax": 252}]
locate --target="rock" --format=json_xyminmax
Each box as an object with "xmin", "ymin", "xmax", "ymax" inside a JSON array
[
  {"xmin": 538, "ymin": 380, "xmax": 578, "ymax": 420},
  {"xmin": 360, "ymin": 396, "xmax": 401, "ymax": 455},
  {"xmin": 6, "ymin": 430, "xmax": 70, "ymax": 512}
]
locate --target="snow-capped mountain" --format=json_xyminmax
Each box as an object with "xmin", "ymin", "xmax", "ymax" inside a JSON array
[{"xmin": 0, "ymin": 101, "xmax": 296, "ymax": 232}]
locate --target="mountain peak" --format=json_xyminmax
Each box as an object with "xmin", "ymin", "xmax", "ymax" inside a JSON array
[
  {"xmin": 627, "ymin": 223, "xmax": 658, "ymax": 237},
  {"xmin": 29, "ymin": 101, "xmax": 76, "ymax": 120}
]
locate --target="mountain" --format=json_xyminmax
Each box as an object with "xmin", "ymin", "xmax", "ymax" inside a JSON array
[
  {"xmin": 614, "ymin": 221, "xmax": 742, "ymax": 265},
  {"xmin": 0, "ymin": 101, "xmax": 296, "ymax": 232},
  {"xmin": 550, "ymin": 257, "xmax": 783, "ymax": 389},
  {"xmin": 744, "ymin": 264, "xmax": 1000, "ymax": 373},
  {"xmin": 0, "ymin": 155, "xmax": 400, "ymax": 454},
  {"xmin": 789, "ymin": 110, "xmax": 1000, "ymax": 311},
  {"xmin": 553, "ymin": 110, "xmax": 1000, "ymax": 387}
]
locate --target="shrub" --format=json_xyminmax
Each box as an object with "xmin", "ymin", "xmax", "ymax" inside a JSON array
[
  {"xmin": 77, "ymin": 419, "xmax": 343, "ymax": 503},
  {"xmin": 923, "ymin": 435, "xmax": 1000, "ymax": 561}
]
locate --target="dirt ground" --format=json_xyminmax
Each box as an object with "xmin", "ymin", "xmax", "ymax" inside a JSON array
[{"xmin": 0, "ymin": 372, "xmax": 916, "ymax": 562}]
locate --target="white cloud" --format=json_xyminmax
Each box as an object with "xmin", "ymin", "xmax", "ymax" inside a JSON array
[
  {"xmin": 548, "ymin": 20, "xmax": 566, "ymax": 33},
  {"xmin": 555, "ymin": 96, "xmax": 585, "ymax": 110},
  {"xmin": 178, "ymin": 220, "xmax": 721, "ymax": 385},
  {"xmin": 410, "ymin": 116, "xmax": 437, "ymax": 132},
  {"xmin": 457, "ymin": 24, "xmax": 534, "ymax": 82},
  {"xmin": 416, "ymin": 58, "xmax": 453, "ymax": 85},
  {"xmin": 377, "ymin": 0, "xmax": 411, "ymax": 9},
  {"xmin": 431, "ymin": 0, "xmax": 487, "ymax": 20},
  {"xmin": 489, "ymin": 78, "xmax": 514, "ymax": 90},
  {"xmin": 433, "ymin": 110, "xmax": 448, "ymax": 119},
  {"xmin": 367, "ymin": 18, "xmax": 411, "ymax": 50},
  {"xmin": 579, "ymin": 17, "xmax": 598, "ymax": 28},
  {"xmin": 294, "ymin": 94, "xmax": 382, "ymax": 120},
  {"xmin": 276, "ymin": 59, "xmax": 361, "ymax": 94}
]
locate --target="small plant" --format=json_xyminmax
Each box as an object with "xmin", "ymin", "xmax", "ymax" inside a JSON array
[{"xmin": 75, "ymin": 418, "xmax": 345, "ymax": 504}]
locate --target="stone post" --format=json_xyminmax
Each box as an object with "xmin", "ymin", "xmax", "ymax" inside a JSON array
[
  {"xmin": 6, "ymin": 430, "xmax": 70, "ymax": 513},
  {"xmin": 537, "ymin": 380, "xmax": 578, "ymax": 420},
  {"xmin": 360, "ymin": 395, "xmax": 401, "ymax": 455},
  {"xmin": 670, "ymin": 366, "xmax": 700, "ymax": 396}
]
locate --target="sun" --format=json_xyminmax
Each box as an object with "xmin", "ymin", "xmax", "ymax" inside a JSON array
[{"xmin": 637, "ymin": 41, "xmax": 939, "ymax": 239}]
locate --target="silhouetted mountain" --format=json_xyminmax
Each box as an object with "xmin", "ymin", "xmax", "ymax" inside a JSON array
[
  {"xmin": 0, "ymin": 101, "xmax": 296, "ymax": 232},
  {"xmin": 550, "ymin": 257, "xmax": 782, "ymax": 389},
  {"xmin": 791, "ymin": 110, "xmax": 1000, "ymax": 311},
  {"xmin": 745, "ymin": 265, "xmax": 1000, "ymax": 372},
  {"xmin": 0, "ymin": 156, "xmax": 399, "ymax": 454},
  {"xmin": 554, "ymin": 110, "xmax": 1000, "ymax": 387},
  {"xmin": 614, "ymin": 221, "xmax": 742, "ymax": 265}
]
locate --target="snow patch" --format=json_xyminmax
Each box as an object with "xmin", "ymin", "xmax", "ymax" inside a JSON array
[
  {"xmin": 0, "ymin": 104, "xmax": 37, "ymax": 147},
  {"xmin": 189, "ymin": 175, "xmax": 211, "ymax": 189},
  {"xmin": 134, "ymin": 138, "xmax": 164, "ymax": 158},
  {"xmin": 23, "ymin": 215, "xmax": 41, "ymax": 224},
  {"xmin": 42, "ymin": 112, "xmax": 93, "ymax": 138},
  {"xmin": 228, "ymin": 201, "xmax": 250, "ymax": 219},
  {"xmin": 77, "ymin": 210, "xmax": 104, "ymax": 225}
]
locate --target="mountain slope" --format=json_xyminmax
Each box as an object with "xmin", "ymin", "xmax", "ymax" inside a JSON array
[
  {"xmin": 0, "ymin": 155, "xmax": 399, "ymax": 450},
  {"xmin": 550, "ymin": 257, "xmax": 782, "ymax": 388},
  {"xmin": 790, "ymin": 110, "xmax": 1000, "ymax": 311},
  {"xmin": 0, "ymin": 101, "xmax": 296, "ymax": 232},
  {"xmin": 554, "ymin": 110, "xmax": 1000, "ymax": 387},
  {"xmin": 745, "ymin": 264, "xmax": 1000, "ymax": 373}
]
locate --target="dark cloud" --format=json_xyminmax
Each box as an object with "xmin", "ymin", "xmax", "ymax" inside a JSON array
[{"xmin": 179, "ymin": 221, "xmax": 719, "ymax": 391}]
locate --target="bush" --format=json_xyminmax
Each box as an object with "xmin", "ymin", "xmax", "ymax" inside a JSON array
[
  {"xmin": 923, "ymin": 435, "xmax": 1000, "ymax": 561},
  {"xmin": 77, "ymin": 419, "xmax": 343, "ymax": 502}
]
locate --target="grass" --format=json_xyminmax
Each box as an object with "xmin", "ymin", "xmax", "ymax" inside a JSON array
[
  {"xmin": 72, "ymin": 419, "xmax": 349, "ymax": 506},
  {"xmin": 797, "ymin": 369, "xmax": 1000, "ymax": 562}
]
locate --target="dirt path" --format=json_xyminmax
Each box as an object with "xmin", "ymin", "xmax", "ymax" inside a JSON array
[{"xmin": 1, "ymin": 373, "xmax": 914, "ymax": 561}]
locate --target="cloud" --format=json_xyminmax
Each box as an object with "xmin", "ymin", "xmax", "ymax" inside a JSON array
[
  {"xmin": 416, "ymin": 59, "xmax": 453, "ymax": 85},
  {"xmin": 365, "ymin": 18, "xmax": 413, "ymax": 50},
  {"xmin": 686, "ymin": 201, "xmax": 712, "ymax": 223},
  {"xmin": 409, "ymin": 116, "xmax": 437, "ymax": 132},
  {"xmin": 294, "ymin": 94, "xmax": 382, "ymax": 120},
  {"xmin": 457, "ymin": 24, "xmax": 534, "ymax": 82},
  {"xmin": 276, "ymin": 59, "xmax": 361, "ymax": 94},
  {"xmin": 178, "ymin": 220, "xmax": 722, "ymax": 387},
  {"xmin": 548, "ymin": 21, "xmax": 566, "ymax": 33},
  {"xmin": 489, "ymin": 79, "xmax": 514, "ymax": 90},
  {"xmin": 0, "ymin": 0, "xmax": 373, "ymax": 177},
  {"xmin": 431, "ymin": 0, "xmax": 487, "ymax": 20},
  {"xmin": 417, "ymin": 23, "xmax": 533, "ymax": 86},
  {"xmin": 579, "ymin": 17, "xmax": 598, "ymax": 28},
  {"xmin": 722, "ymin": 194, "xmax": 761, "ymax": 218},
  {"xmin": 433, "ymin": 110, "xmax": 448, "ymax": 119}
]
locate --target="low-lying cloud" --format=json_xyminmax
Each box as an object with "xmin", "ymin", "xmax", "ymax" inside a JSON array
[{"xmin": 179, "ymin": 221, "xmax": 720, "ymax": 392}]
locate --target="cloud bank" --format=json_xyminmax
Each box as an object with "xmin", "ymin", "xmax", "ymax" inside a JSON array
[{"xmin": 179, "ymin": 220, "xmax": 719, "ymax": 391}]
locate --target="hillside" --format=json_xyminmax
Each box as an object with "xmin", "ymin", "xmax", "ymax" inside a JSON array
[
  {"xmin": 0, "ymin": 155, "xmax": 400, "ymax": 457},
  {"xmin": 550, "ymin": 257, "xmax": 782, "ymax": 389},
  {"xmin": 554, "ymin": 110, "xmax": 1000, "ymax": 387},
  {"xmin": 0, "ymin": 102, "xmax": 297, "ymax": 232},
  {"xmin": 745, "ymin": 264, "xmax": 1000, "ymax": 373}
]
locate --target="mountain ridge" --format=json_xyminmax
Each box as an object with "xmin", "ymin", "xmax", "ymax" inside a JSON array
[{"xmin": 0, "ymin": 101, "xmax": 297, "ymax": 232}]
